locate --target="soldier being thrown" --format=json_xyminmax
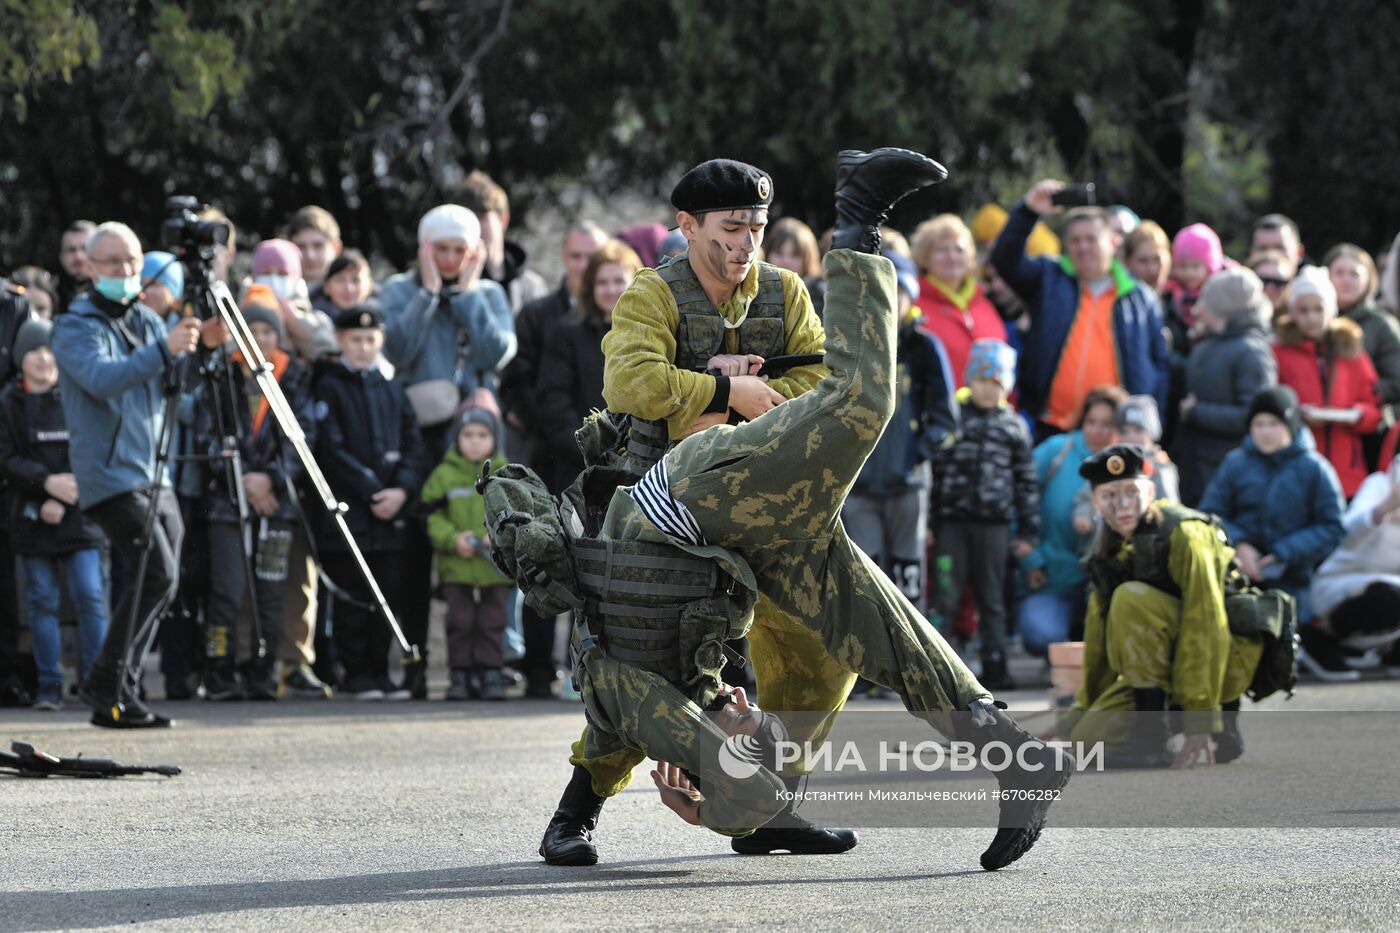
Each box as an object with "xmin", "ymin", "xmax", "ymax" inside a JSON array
[{"xmin": 488, "ymin": 149, "xmax": 1072, "ymax": 872}]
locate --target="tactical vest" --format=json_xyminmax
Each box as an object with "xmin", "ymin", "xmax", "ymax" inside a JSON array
[
  {"xmin": 1084, "ymin": 503, "xmax": 1231, "ymax": 605},
  {"xmin": 1085, "ymin": 500, "xmax": 1292, "ymax": 650},
  {"xmin": 621, "ymin": 253, "xmax": 788, "ymax": 471},
  {"xmin": 571, "ymin": 537, "xmax": 753, "ymax": 707},
  {"xmin": 479, "ymin": 458, "xmax": 752, "ymax": 708}
]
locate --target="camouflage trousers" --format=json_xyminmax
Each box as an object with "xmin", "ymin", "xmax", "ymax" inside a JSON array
[
  {"xmin": 573, "ymin": 250, "xmax": 987, "ymax": 800},
  {"xmin": 572, "ymin": 650, "xmax": 788, "ymax": 835},
  {"xmin": 1063, "ymin": 582, "xmax": 1264, "ymax": 743}
]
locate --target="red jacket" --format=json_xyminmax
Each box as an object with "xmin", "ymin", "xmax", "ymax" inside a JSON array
[
  {"xmin": 1273, "ymin": 315, "xmax": 1381, "ymax": 497},
  {"xmin": 915, "ymin": 277, "xmax": 1007, "ymax": 388}
]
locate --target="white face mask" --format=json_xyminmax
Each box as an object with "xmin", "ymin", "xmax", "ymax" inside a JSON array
[{"xmin": 254, "ymin": 274, "xmax": 301, "ymax": 302}]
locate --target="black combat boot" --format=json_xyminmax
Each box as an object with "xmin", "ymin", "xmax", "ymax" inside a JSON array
[
  {"xmin": 979, "ymin": 650, "xmax": 1018, "ymax": 691},
  {"xmin": 959, "ymin": 699, "xmax": 1074, "ymax": 871},
  {"xmin": 539, "ymin": 765, "xmax": 607, "ymax": 866},
  {"xmin": 1103, "ymin": 688, "xmax": 1175, "ymax": 769},
  {"xmin": 1213, "ymin": 698, "xmax": 1244, "ymax": 764},
  {"xmin": 731, "ymin": 774, "xmax": 859, "ymax": 855},
  {"xmin": 831, "ymin": 148, "xmax": 949, "ymax": 254}
]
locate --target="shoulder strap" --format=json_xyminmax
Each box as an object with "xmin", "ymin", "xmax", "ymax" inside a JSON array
[
  {"xmin": 657, "ymin": 254, "xmax": 715, "ymax": 315},
  {"xmin": 751, "ymin": 263, "xmax": 786, "ymax": 317},
  {"xmin": 1043, "ymin": 436, "xmax": 1076, "ymax": 487}
]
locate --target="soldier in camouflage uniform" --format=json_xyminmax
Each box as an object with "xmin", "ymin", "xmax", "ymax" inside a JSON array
[
  {"xmin": 577, "ymin": 156, "xmax": 857, "ymax": 857},
  {"xmin": 1057, "ymin": 444, "xmax": 1270, "ymax": 768},
  {"xmin": 533, "ymin": 149, "xmax": 1073, "ymax": 873}
]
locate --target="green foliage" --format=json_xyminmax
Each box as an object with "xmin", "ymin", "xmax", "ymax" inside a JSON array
[
  {"xmin": 0, "ymin": 0, "xmax": 100, "ymax": 121},
  {"xmin": 0, "ymin": 0, "xmax": 1395, "ymax": 274},
  {"xmin": 147, "ymin": 4, "xmax": 249, "ymax": 120}
]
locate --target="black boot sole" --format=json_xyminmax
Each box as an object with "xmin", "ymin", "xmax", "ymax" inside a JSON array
[
  {"xmin": 836, "ymin": 147, "xmax": 949, "ymax": 187},
  {"xmin": 731, "ymin": 827, "xmax": 859, "ymax": 855},
  {"xmin": 980, "ymin": 754, "xmax": 1074, "ymax": 871}
]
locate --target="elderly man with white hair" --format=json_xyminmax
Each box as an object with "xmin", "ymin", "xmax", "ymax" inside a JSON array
[
  {"xmin": 51, "ymin": 221, "xmax": 224, "ymax": 728},
  {"xmin": 378, "ymin": 204, "xmax": 516, "ymax": 697}
]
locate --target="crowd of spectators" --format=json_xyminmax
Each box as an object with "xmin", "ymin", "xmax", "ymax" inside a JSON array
[{"xmin": 3, "ymin": 169, "xmax": 1400, "ymax": 712}]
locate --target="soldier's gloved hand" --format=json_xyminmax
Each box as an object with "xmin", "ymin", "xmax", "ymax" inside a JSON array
[{"xmin": 729, "ymin": 375, "xmax": 785, "ymax": 421}]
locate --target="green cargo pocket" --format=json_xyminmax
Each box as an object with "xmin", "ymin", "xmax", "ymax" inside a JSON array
[{"xmin": 1225, "ymin": 590, "xmax": 1284, "ymax": 640}]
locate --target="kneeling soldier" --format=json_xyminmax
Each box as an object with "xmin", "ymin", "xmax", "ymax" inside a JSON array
[{"xmin": 1060, "ymin": 444, "xmax": 1287, "ymax": 767}]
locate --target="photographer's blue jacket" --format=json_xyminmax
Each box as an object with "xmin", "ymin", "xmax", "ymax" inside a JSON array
[
  {"xmin": 991, "ymin": 202, "xmax": 1170, "ymax": 422},
  {"xmin": 380, "ymin": 272, "xmax": 516, "ymax": 398},
  {"xmin": 51, "ymin": 293, "xmax": 175, "ymax": 508}
]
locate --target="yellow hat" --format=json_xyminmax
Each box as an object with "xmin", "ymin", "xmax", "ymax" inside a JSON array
[
  {"xmin": 1026, "ymin": 222, "xmax": 1061, "ymax": 258},
  {"xmin": 971, "ymin": 204, "xmax": 1009, "ymax": 245}
]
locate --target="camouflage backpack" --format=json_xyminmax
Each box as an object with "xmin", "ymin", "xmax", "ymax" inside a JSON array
[
  {"xmin": 1226, "ymin": 588, "xmax": 1299, "ymax": 702},
  {"xmin": 477, "ymin": 463, "xmax": 584, "ymax": 617}
]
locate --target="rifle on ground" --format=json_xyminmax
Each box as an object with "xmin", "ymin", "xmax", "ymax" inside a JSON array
[{"xmin": 0, "ymin": 742, "xmax": 181, "ymax": 778}]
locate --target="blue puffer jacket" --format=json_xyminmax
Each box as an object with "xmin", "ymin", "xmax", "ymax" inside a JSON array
[
  {"xmin": 1197, "ymin": 428, "xmax": 1345, "ymax": 588},
  {"xmin": 991, "ymin": 202, "xmax": 1169, "ymax": 421},
  {"xmin": 852, "ymin": 322, "xmax": 959, "ymax": 495},
  {"xmin": 380, "ymin": 272, "xmax": 516, "ymax": 396},
  {"xmin": 51, "ymin": 293, "xmax": 177, "ymax": 508}
]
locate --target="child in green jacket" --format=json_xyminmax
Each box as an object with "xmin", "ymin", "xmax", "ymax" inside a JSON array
[{"xmin": 423, "ymin": 406, "xmax": 514, "ymax": 700}]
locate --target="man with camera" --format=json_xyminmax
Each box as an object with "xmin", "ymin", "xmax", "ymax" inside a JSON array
[
  {"xmin": 52, "ymin": 221, "xmax": 224, "ymax": 728},
  {"xmin": 990, "ymin": 179, "xmax": 1169, "ymax": 443}
]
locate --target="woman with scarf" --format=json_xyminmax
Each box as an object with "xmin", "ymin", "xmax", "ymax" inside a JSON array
[{"xmin": 911, "ymin": 214, "xmax": 1008, "ymax": 387}]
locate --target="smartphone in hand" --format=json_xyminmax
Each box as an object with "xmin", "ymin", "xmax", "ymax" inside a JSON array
[{"xmin": 1051, "ymin": 183, "xmax": 1097, "ymax": 208}]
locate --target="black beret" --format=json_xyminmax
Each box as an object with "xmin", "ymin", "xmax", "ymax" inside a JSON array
[
  {"xmin": 1079, "ymin": 443, "xmax": 1155, "ymax": 488},
  {"xmin": 335, "ymin": 303, "xmax": 384, "ymax": 331},
  {"xmin": 670, "ymin": 159, "xmax": 773, "ymax": 215}
]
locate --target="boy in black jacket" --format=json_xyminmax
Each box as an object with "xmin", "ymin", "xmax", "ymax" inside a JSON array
[
  {"xmin": 0, "ymin": 320, "xmax": 110, "ymax": 710},
  {"xmin": 194, "ymin": 298, "xmax": 316, "ymax": 701},
  {"xmin": 930, "ymin": 339, "xmax": 1039, "ymax": 689},
  {"xmin": 313, "ymin": 304, "xmax": 426, "ymax": 701}
]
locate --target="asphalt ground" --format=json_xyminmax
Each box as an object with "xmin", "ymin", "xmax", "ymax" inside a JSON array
[{"xmin": 3, "ymin": 664, "xmax": 1399, "ymax": 932}]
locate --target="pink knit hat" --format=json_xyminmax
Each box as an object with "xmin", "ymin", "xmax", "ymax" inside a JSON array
[
  {"xmin": 1172, "ymin": 223, "xmax": 1224, "ymax": 273},
  {"xmin": 251, "ymin": 238, "xmax": 304, "ymax": 279}
]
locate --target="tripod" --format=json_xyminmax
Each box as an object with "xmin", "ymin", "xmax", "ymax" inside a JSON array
[{"xmin": 110, "ymin": 265, "xmax": 418, "ymax": 720}]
